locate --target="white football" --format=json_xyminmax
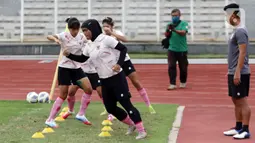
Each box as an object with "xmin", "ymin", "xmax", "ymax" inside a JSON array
[
  {"xmin": 26, "ymin": 92, "xmax": 38, "ymax": 103},
  {"xmin": 38, "ymin": 92, "xmax": 49, "ymax": 103}
]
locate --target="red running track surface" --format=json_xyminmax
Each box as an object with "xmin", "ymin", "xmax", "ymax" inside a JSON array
[{"xmin": 0, "ymin": 61, "xmax": 254, "ymax": 143}]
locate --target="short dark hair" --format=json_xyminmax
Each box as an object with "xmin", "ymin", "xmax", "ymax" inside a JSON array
[
  {"xmin": 68, "ymin": 17, "xmax": 80, "ymax": 29},
  {"xmin": 171, "ymin": 9, "xmax": 181, "ymax": 15},
  {"xmin": 224, "ymin": 3, "xmax": 240, "ymax": 17},
  {"xmin": 102, "ymin": 17, "xmax": 114, "ymax": 26}
]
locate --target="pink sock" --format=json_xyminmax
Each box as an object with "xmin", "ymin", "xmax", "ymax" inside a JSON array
[
  {"xmin": 47, "ymin": 97, "xmax": 64, "ymax": 121},
  {"xmin": 138, "ymin": 88, "xmax": 151, "ymax": 106},
  {"xmin": 67, "ymin": 96, "xmax": 75, "ymax": 112},
  {"xmin": 121, "ymin": 115, "xmax": 135, "ymax": 126},
  {"xmin": 135, "ymin": 122, "xmax": 146, "ymax": 132},
  {"xmin": 78, "ymin": 93, "xmax": 91, "ymax": 116}
]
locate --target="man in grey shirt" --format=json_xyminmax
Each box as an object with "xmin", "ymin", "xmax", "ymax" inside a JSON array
[{"xmin": 223, "ymin": 3, "xmax": 251, "ymax": 140}]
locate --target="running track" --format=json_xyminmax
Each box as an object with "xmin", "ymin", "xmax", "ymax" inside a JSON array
[{"xmin": 0, "ymin": 60, "xmax": 254, "ymax": 143}]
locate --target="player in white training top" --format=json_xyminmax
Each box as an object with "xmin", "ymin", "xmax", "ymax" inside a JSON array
[
  {"xmin": 45, "ymin": 17, "xmax": 93, "ymax": 128},
  {"xmin": 102, "ymin": 17, "xmax": 156, "ymax": 114},
  {"xmin": 63, "ymin": 19, "xmax": 147, "ymax": 140},
  {"xmin": 61, "ymin": 40, "xmax": 116, "ymax": 120}
]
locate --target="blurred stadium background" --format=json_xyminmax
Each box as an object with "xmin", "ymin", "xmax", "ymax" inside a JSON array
[{"xmin": 0, "ymin": 0, "xmax": 254, "ymax": 55}]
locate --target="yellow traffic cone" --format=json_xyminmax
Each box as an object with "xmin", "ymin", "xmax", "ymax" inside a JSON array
[
  {"xmin": 32, "ymin": 132, "xmax": 45, "ymax": 138},
  {"xmin": 55, "ymin": 116, "xmax": 65, "ymax": 122},
  {"xmin": 42, "ymin": 127, "xmax": 54, "ymax": 133},
  {"xmin": 101, "ymin": 120, "xmax": 112, "ymax": 126},
  {"xmin": 62, "ymin": 107, "xmax": 69, "ymax": 112},
  {"xmin": 98, "ymin": 131, "xmax": 111, "ymax": 137},
  {"xmin": 59, "ymin": 112, "xmax": 65, "ymax": 116},
  {"xmin": 101, "ymin": 126, "xmax": 113, "ymax": 132}
]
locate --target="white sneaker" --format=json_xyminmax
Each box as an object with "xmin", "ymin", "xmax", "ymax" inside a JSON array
[
  {"xmin": 223, "ymin": 128, "xmax": 239, "ymax": 136},
  {"xmin": 167, "ymin": 84, "xmax": 176, "ymax": 90},
  {"xmin": 233, "ymin": 131, "xmax": 250, "ymax": 139},
  {"xmin": 126, "ymin": 125, "xmax": 136, "ymax": 135},
  {"xmin": 45, "ymin": 119, "xmax": 59, "ymax": 128},
  {"xmin": 180, "ymin": 83, "xmax": 186, "ymax": 88},
  {"xmin": 75, "ymin": 114, "xmax": 92, "ymax": 125},
  {"xmin": 136, "ymin": 131, "xmax": 147, "ymax": 140}
]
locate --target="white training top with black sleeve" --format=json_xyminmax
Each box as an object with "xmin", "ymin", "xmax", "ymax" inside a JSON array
[
  {"xmin": 83, "ymin": 34, "xmax": 122, "ymax": 79},
  {"xmin": 56, "ymin": 32, "xmax": 87, "ymax": 69}
]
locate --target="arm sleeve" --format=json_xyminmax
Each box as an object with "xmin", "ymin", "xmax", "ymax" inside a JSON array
[
  {"xmin": 114, "ymin": 42, "xmax": 127, "ymax": 66},
  {"xmin": 66, "ymin": 44, "xmax": 90, "ymax": 63},
  {"xmin": 104, "ymin": 36, "xmax": 127, "ymax": 66},
  {"xmin": 236, "ymin": 29, "xmax": 248, "ymax": 45},
  {"xmin": 67, "ymin": 54, "xmax": 89, "ymax": 63}
]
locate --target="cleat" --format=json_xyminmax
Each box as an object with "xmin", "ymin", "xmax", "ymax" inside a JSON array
[
  {"xmin": 107, "ymin": 114, "xmax": 116, "ymax": 121},
  {"xmin": 75, "ymin": 114, "xmax": 92, "ymax": 125},
  {"xmin": 100, "ymin": 109, "xmax": 108, "ymax": 116},
  {"xmin": 62, "ymin": 111, "xmax": 74, "ymax": 119},
  {"xmin": 126, "ymin": 125, "xmax": 136, "ymax": 135},
  {"xmin": 136, "ymin": 131, "xmax": 147, "ymax": 140},
  {"xmin": 233, "ymin": 130, "xmax": 250, "ymax": 139},
  {"xmin": 149, "ymin": 105, "xmax": 156, "ymax": 114},
  {"xmin": 45, "ymin": 119, "xmax": 59, "ymax": 128}
]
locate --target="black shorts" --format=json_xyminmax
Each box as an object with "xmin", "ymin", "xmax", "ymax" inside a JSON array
[
  {"xmin": 101, "ymin": 71, "xmax": 131, "ymax": 104},
  {"xmin": 58, "ymin": 67, "xmax": 87, "ymax": 85},
  {"xmin": 122, "ymin": 60, "xmax": 136, "ymax": 76},
  {"xmin": 86, "ymin": 73, "xmax": 101, "ymax": 90},
  {"xmin": 228, "ymin": 74, "xmax": 250, "ymax": 98}
]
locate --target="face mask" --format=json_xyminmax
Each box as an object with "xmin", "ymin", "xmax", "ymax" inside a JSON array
[{"xmin": 172, "ymin": 16, "xmax": 180, "ymax": 23}]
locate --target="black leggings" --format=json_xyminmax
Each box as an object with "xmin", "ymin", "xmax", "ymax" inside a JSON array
[{"xmin": 101, "ymin": 71, "xmax": 142, "ymax": 124}]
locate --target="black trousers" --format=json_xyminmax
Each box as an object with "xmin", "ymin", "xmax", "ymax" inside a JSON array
[
  {"xmin": 101, "ymin": 71, "xmax": 142, "ymax": 124},
  {"xmin": 167, "ymin": 50, "xmax": 188, "ymax": 85}
]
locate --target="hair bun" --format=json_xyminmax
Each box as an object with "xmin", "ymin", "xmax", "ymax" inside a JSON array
[{"xmin": 107, "ymin": 17, "xmax": 113, "ymax": 22}]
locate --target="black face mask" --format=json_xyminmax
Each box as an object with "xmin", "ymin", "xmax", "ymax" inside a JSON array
[{"xmin": 81, "ymin": 19, "xmax": 102, "ymax": 41}]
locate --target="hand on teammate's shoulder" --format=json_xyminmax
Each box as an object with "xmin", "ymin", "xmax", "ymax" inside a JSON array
[
  {"xmin": 62, "ymin": 48, "xmax": 70, "ymax": 56},
  {"xmin": 112, "ymin": 64, "xmax": 121, "ymax": 72}
]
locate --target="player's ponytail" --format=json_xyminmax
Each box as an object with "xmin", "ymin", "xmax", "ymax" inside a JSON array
[{"xmin": 102, "ymin": 17, "xmax": 114, "ymax": 27}]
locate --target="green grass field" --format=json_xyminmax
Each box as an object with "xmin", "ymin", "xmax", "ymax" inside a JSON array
[
  {"xmin": 129, "ymin": 53, "xmax": 255, "ymax": 59},
  {"xmin": 0, "ymin": 101, "xmax": 177, "ymax": 143}
]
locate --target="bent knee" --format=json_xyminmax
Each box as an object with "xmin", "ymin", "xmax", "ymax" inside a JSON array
[
  {"xmin": 59, "ymin": 92, "xmax": 68, "ymax": 100},
  {"xmin": 84, "ymin": 88, "xmax": 93, "ymax": 95}
]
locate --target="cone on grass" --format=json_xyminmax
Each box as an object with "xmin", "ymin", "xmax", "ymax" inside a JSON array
[
  {"xmin": 98, "ymin": 131, "xmax": 111, "ymax": 137},
  {"xmin": 62, "ymin": 107, "xmax": 69, "ymax": 112},
  {"xmin": 59, "ymin": 112, "xmax": 65, "ymax": 116},
  {"xmin": 101, "ymin": 126, "xmax": 113, "ymax": 132},
  {"xmin": 101, "ymin": 120, "xmax": 113, "ymax": 126},
  {"xmin": 32, "ymin": 132, "xmax": 45, "ymax": 138},
  {"xmin": 55, "ymin": 116, "xmax": 65, "ymax": 122},
  {"xmin": 42, "ymin": 127, "xmax": 54, "ymax": 133}
]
